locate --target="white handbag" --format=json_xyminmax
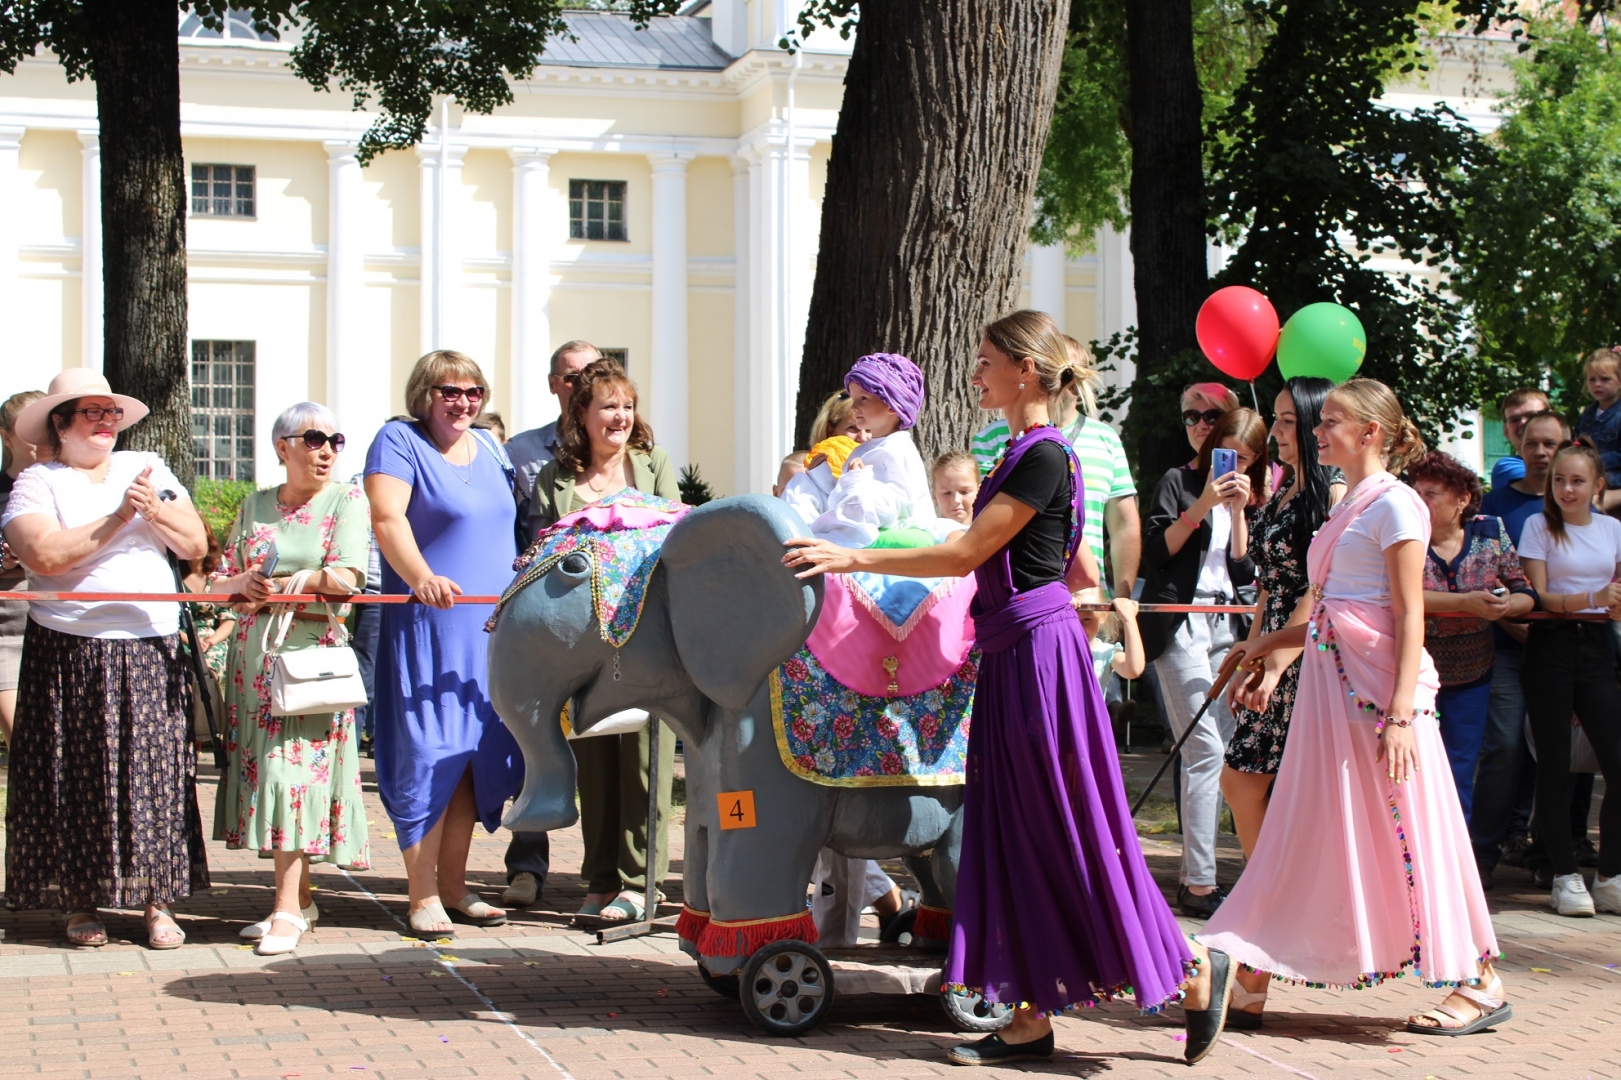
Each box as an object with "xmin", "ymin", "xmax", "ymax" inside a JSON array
[{"xmin": 264, "ymin": 570, "xmax": 369, "ymax": 717}]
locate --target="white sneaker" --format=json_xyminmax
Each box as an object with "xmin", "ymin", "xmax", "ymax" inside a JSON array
[
  {"xmin": 1551, "ymin": 873, "xmax": 1595, "ymax": 917},
  {"xmin": 501, "ymin": 872, "xmax": 539, "ymax": 908},
  {"xmin": 1592, "ymin": 874, "xmax": 1621, "ymax": 915},
  {"xmin": 240, "ymin": 901, "xmax": 319, "ymax": 940}
]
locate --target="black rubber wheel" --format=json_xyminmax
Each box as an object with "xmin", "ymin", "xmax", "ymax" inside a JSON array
[
  {"xmin": 698, "ymin": 964, "xmax": 741, "ymax": 1000},
  {"xmin": 941, "ymin": 985, "xmax": 1014, "ymax": 1032},
  {"xmin": 739, "ymin": 940, "xmax": 836, "ymax": 1036},
  {"xmin": 878, "ymin": 905, "xmax": 917, "ymax": 945}
]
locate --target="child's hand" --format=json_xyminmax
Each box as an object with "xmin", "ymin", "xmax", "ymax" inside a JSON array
[
  {"xmin": 1110, "ymin": 597, "xmax": 1138, "ymax": 621},
  {"xmin": 845, "ymin": 458, "xmax": 867, "ymax": 471}
]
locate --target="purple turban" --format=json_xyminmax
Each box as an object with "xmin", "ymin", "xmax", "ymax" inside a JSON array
[{"xmin": 844, "ymin": 353, "xmax": 925, "ymax": 430}]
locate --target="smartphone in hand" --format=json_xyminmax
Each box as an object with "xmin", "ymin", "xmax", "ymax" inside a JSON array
[
  {"xmin": 1212, "ymin": 447, "xmax": 1238, "ymax": 479},
  {"xmin": 258, "ymin": 541, "xmax": 280, "ymax": 578}
]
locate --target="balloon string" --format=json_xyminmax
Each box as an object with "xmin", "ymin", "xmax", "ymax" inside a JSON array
[{"xmin": 1248, "ymin": 380, "xmax": 1261, "ymax": 412}]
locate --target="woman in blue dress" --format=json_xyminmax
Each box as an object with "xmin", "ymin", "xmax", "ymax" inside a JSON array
[{"xmin": 365, "ymin": 350, "xmax": 522, "ymax": 936}]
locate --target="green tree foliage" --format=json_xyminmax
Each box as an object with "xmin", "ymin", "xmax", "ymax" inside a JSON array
[
  {"xmin": 192, "ymin": 477, "xmax": 257, "ymax": 542},
  {"xmin": 1455, "ymin": 16, "xmax": 1621, "ymax": 415}
]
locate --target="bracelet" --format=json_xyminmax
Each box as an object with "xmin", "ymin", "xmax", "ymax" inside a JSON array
[
  {"xmin": 1375, "ymin": 716, "xmax": 1413, "ymax": 734},
  {"xmin": 1178, "ymin": 510, "xmax": 1199, "ymax": 530},
  {"xmin": 114, "ymin": 508, "xmax": 132, "ymax": 525}
]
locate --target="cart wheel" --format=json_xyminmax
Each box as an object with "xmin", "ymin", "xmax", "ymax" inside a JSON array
[
  {"xmin": 739, "ymin": 940, "xmax": 835, "ymax": 1036},
  {"xmin": 698, "ymin": 965, "xmax": 741, "ymax": 1000},
  {"xmin": 941, "ymin": 986, "xmax": 1013, "ymax": 1032}
]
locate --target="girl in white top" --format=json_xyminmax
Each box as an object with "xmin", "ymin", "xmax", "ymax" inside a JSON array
[{"xmin": 1514, "ymin": 440, "xmax": 1621, "ymax": 917}]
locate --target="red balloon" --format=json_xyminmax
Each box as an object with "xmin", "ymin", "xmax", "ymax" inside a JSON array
[{"xmin": 1196, "ymin": 286, "xmax": 1280, "ymax": 381}]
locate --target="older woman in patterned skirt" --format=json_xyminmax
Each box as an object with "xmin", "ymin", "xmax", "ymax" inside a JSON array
[{"xmin": 1, "ymin": 369, "xmax": 209, "ymax": 949}]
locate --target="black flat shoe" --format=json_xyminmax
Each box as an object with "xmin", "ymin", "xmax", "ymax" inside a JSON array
[
  {"xmin": 1184, "ymin": 948, "xmax": 1233, "ymax": 1065},
  {"xmin": 946, "ymin": 1031, "xmax": 1055, "ymax": 1066},
  {"xmin": 1177, "ymin": 885, "xmax": 1226, "ymax": 919}
]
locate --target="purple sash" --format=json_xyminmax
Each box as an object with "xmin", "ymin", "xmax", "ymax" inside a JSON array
[{"xmin": 970, "ymin": 425, "xmax": 1084, "ymax": 653}]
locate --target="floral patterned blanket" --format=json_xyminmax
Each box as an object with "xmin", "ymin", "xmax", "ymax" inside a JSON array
[
  {"xmin": 486, "ymin": 489, "xmax": 688, "ymax": 646},
  {"xmin": 770, "ymin": 646, "xmax": 975, "ymax": 788}
]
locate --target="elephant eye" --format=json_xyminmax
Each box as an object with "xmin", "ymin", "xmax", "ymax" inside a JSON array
[{"xmin": 560, "ymin": 552, "xmax": 591, "ymax": 576}]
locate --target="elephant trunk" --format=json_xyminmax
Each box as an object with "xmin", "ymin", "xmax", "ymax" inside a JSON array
[{"xmin": 500, "ymin": 691, "xmax": 579, "ymax": 833}]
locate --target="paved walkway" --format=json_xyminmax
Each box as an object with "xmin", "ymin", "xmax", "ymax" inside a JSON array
[{"xmin": 1, "ymin": 753, "xmax": 1616, "ymax": 1079}]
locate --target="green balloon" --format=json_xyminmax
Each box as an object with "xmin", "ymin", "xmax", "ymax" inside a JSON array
[{"xmin": 1276, "ymin": 303, "xmax": 1366, "ymax": 384}]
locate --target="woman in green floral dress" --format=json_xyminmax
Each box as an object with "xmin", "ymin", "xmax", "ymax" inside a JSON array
[{"xmin": 213, "ymin": 403, "xmax": 371, "ymax": 955}]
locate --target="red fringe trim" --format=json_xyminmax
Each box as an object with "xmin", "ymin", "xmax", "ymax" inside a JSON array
[
  {"xmin": 696, "ymin": 909, "xmax": 819, "ymax": 957},
  {"xmin": 913, "ymin": 904, "xmax": 951, "ymax": 942},
  {"xmin": 676, "ymin": 905, "xmax": 711, "ymax": 945}
]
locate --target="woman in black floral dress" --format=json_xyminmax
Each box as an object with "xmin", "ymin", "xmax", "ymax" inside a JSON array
[{"xmin": 1222, "ymin": 377, "xmax": 1340, "ymax": 857}]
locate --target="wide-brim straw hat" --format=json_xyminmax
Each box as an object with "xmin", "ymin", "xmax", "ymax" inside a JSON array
[{"xmin": 15, "ymin": 368, "xmax": 149, "ymax": 446}]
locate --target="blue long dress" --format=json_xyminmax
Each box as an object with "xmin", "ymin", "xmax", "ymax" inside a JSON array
[{"xmin": 365, "ymin": 420, "xmax": 522, "ymax": 849}]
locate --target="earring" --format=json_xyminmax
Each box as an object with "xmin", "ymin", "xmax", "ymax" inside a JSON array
[{"xmin": 1019, "ymin": 382, "xmax": 1026, "ymax": 390}]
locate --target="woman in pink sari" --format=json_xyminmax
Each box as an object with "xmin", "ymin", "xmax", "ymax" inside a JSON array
[{"xmin": 1180, "ymin": 379, "xmax": 1508, "ymax": 1064}]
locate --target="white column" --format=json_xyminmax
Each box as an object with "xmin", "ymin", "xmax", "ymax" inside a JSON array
[
  {"xmin": 731, "ymin": 155, "xmax": 752, "ymax": 491},
  {"xmin": 1096, "ymin": 223, "xmax": 1138, "ymax": 397},
  {"xmin": 1029, "ymin": 241, "xmax": 1067, "ymax": 333},
  {"xmin": 417, "ymin": 140, "xmax": 465, "ymax": 355},
  {"xmin": 741, "ymin": 141, "xmax": 779, "ymax": 495},
  {"xmin": 80, "ymin": 131, "xmax": 102, "ymax": 373},
  {"xmin": 0, "ymin": 128, "xmax": 23, "ymax": 361},
  {"xmin": 324, "ymin": 141, "xmax": 382, "ymax": 462},
  {"xmin": 649, "ymin": 152, "xmax": 693, "ymax": 469},
  {"xmin": 510, "ymin": 148, "xmax": 557, "ymax": 432}
]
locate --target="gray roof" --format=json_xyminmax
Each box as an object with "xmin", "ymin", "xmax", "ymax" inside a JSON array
[{"xmin": 540, "ymin": 12, "xmax": 732, "ymax": 70}]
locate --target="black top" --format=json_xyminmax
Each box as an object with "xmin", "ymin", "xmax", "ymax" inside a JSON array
[
  {"xmin": 997, "ymin": 440, "xmax": 1072, "ymax": 592},
  {"xmin": 1138, "ymin": 464, "xmax": 1258, "ymax": 664}
]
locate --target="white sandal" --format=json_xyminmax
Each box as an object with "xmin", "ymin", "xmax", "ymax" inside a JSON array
[
  {"xmin": 1407, "ymin": 978, "xmax": 1513, "ymax": 1036},
  {"xmin": 1228, "ymin": 981, "xmax": 1267, "ymax": 1031},
  {"xmin": 254, "ymin": 911, "xmax": 309, "ymax": 956},
  {"xmin": 240, "ymin": 901, "xmax": 319, "ymax": 941}
]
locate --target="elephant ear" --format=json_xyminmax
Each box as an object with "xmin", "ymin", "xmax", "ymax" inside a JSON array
[{"xmin": 660, "ymin": 494, "xmax": 824, "ymax": 710}]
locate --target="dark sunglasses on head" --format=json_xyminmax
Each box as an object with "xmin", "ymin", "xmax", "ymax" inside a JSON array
[
  {"xmin": 73, "ymin": 406, "xmax": 125, "ymax": 423},
  {"xmin": 282, "ymin": 430, "xmax": 346, "ymax": 452},
  {"xmin": 1182, "ymin": 408, "xmax": 1225, "ymax": 427},
  {"xmin": 434, "ymin": 384, "xmax": 487, "ymax": 403}
]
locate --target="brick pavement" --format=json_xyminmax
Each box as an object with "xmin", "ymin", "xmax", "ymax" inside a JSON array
[{"xmin": 1, "ymin": 754, "xmax": 1617, "ymax": 1079}]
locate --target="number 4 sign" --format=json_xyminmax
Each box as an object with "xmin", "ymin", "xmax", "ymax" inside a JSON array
[{"xmin": 717, "ymin": 790, "xmax": 757, "ymax": 830}]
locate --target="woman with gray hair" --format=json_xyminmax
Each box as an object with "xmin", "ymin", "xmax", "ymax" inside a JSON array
[{"xmin": 212, "ymin": 401, "xmax": 372, "ymax": 955}]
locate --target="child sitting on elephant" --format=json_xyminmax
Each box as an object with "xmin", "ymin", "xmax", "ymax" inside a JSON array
[{"xmin": 781, "ymin": 353, "xmax": 953, "ymax": 548}]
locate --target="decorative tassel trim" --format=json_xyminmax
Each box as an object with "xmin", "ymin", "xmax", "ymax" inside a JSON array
[
  {"xmin": 913, "ymin": 903, "xmax": 952, "ymax": 942},
  {"xmin": 697, "ymin": 909, "xmax": 819, "ymax": 957},
  {"xmin": 675, "ymin": 905, "xmax": 711, "ymax": 945},
  {"xmin": 1231, "ymin": 950, "xmax": 1502, "ymax": 991},
  {"xmin": 942, "ymin": 978, "xmax": 1182, "ymax": 1018}
]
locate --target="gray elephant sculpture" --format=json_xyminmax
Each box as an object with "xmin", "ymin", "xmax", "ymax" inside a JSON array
[{"xmin": 486, "ymin": 495, "xmax": 967, "ymax": 989}]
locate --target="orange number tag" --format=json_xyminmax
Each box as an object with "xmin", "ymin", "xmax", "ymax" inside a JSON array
[{"xmin": 717, "ymin": 790, "xmax": 757, "ymax": 830}]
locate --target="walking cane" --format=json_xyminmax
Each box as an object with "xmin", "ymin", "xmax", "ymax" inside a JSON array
[
  {"xmin": 1129, "ymin": 645, "xmax": 1256, "ymax": 819},
  {"xmin": 159, "ymin": 491, "xmax": 227, "ymax": 771}
]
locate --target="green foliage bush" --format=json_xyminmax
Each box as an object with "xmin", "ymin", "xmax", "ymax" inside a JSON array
[{"xmin": 192, "ymin": 478, "xmax": 257, "ymax": 542}]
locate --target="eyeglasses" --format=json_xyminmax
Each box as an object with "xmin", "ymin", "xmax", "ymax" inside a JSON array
[
  {"xmin": 73, "ymin": 406, "xmax": 125, "ymax": 423},
  {"xmin": 434, "ymin": 385, "xmax": 487, "ymax": 403},
  {"xmin": 1182, "ymin": 408, "xmax": 1225, "ymax": 428},
  {"xmin": 282, "ymin": 430, "xmax": 346, "ymax": 452},
  {"xmin": 558, "ymin": 373, "xmax": 581, "ymax": 386}
]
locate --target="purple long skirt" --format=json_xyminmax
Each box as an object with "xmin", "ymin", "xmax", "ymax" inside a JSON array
[{"xmin": 944, "ymin": 613, "xmax": 1190, "ymax": 1013}]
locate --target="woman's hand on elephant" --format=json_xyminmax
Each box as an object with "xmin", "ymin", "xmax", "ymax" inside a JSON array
[
  {"xmin": 782, "ymin": 537, "xmax": 856, "ymax": 579},
  {"xmin": 413, "ymin": 573, "xmax": 463, "ymax": 609}
]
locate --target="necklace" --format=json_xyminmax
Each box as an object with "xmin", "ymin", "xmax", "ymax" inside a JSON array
[{"xmin": 446, "ymin": 436, "xmax": 473, "ymax": 484}]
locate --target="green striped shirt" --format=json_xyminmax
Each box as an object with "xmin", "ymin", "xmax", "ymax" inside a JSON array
[{"xmin": 970, "ymin": 416, "xmax": 1136, "ymax": 578}]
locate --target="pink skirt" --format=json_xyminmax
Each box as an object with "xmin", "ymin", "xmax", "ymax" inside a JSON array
[{"xmin": 1196, "ymin": 623, "xmax": 1498, "ymax": 988}]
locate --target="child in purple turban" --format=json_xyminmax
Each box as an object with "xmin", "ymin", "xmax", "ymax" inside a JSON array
[{"xmin": 780, "ymin": 352, "xmax": 951, "ymax": 548}]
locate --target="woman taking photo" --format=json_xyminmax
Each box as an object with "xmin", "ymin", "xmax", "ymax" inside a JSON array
[
  {"xmin": 1407, "ymin": 451, "xmax": 1535, "ymax": 824},
  {"xmin": 785, "ymin": 310, "xmax": 1188, "ymax": 1067},
  {"xmin": 214, "ymin": 403, "xmax": 372, "ymax": 955},
  {"xmin": 1183, "ymin": 379, "xmax": 1504, "ymax": 1062},
  {"xmin": 1515, "ymin": 440, "xmax": 1621, "ymax": 917},
  {"xmin": 366, "ymin": 351, "xmax": 522, "ymax": 937},
  {"xmin": 1, "ymin": 369, "xmax": 209, "ymax": 949},
  {"xmin": 531, "ymin": 358, "xmax": 680, "ymax": 925},
  {"xmin": 1140, "ymin": 405, "xmax": 1265, "ymax": 916},
  {"xmin": 1224, "ymin": 377, "xmax": 1339, "ymax": 856}
]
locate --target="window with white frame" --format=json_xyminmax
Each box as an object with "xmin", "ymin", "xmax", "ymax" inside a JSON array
[
  {"xmin": 569, "ymin": 180, "xmax": 627, "ymax": 241},
  {"xmin": 599, "ymin": 348, "xmax": 629, "ymax": 372},
  {"xmin": 191, "ymin": 340, "xmax": 256, "ymax": 482},
  {"xmin": 190, "ymin": 164, "xmax": 255, "ymax": 218}
]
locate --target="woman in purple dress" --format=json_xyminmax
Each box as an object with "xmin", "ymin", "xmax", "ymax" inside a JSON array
[
  {"xmin": 785, "ymin": 310, "xmax": 1190, "ymax": 1065},
  {"xmin": 365, "ymin": 350, "xmax": 523, "ymax": 937}
]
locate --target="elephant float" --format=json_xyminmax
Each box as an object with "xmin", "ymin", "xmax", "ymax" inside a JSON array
[{"xmin": 486, "ymin": 491, "xmax": 1005, "ymax": 1034}]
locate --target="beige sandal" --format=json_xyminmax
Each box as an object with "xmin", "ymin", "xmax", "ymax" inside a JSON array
[
  {"xmin": 145, "ymin": 906, "xmax": 185, "ymax": 950},
  {"xmin": 1407, "ymin": 978, "xmax": 1512, "ymax": 1036},
  {"xmin": 408, "ymin": 900, "xmax": 455, "ymax": 938},
  {"xmin": 66, "ymin": 912, "xmax": 108, "ymax": 948}
]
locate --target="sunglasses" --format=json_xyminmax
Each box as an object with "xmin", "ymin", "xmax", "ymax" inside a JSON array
[
  {"xmin": 282, "ymin": 430, "xmax": 346, "ymax": 452},
  {"xmin": 434, "ymin": 385, "xmax": 487, "ymax": 403},
  {"xmin": 1182, "ymin": 408, "xmax": 1225, "ymax": 428},
  {"xmin": 73, "ymin": 406, "xmax": 125, "ymax": 423}
]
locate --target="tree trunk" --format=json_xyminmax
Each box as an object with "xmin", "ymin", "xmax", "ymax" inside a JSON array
[
  {"xmin": 1124, "ymin": 0, "xmax": 1208, "ymax": 487},
  {"xmin": 796, "ymin": 0, "xmax": 1072, "ymax": 460},
  {"xmin": 86, "ymin": 0, "xmax": 192, "ymax": 488}
]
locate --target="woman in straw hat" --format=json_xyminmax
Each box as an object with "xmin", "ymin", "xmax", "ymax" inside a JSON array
[{"xmin": 1, "ymin": 369, "xmax": 209, "ymax": 949}]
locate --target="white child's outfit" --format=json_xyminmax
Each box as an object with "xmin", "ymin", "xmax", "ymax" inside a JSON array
[{"xmin": 781, "ymin": 430, "xmax": 952, "ymax": 547}]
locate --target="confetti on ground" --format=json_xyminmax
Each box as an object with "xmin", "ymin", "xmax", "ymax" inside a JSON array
[
  {"xmin": 1388, "ymin": 1047, "xmax": 1403, "ymax": 1053},
  {"xmin": 1171, "ymin": 1033, "xmax": 1187, "ymax": 1042},
  {"xmin": 400, "ymin": 935, "xmax": 419, "ymax": 942},
  {"xmin": 524, "ymin": 961, "xmax": 538, "ymax": 967},
  {"xmin": 237, "ymin": 945, "xmax": 255, "ymax": 951},
  {"xmin": 440, "ymin": 955, "xmax": 462, "ymax": 963},
  {"xmin": 1531, "ymin": 967, "xmax": 1553, "ymax": 973},
  {"xmin": 440, "ymin": 1036, "xmax": 449, "ymax": 1043},
  {"xmin": 429, "ymin": 971, "xmax": 445, "ymax": 978},
  {"xmin": 607, "ymin": 1012, "xmax": 618, "ymax": 1018},
  {"xmin": 381, "ymin": 976, "xmax": 392, "ymax": 981},
  {"xmin": 117, "ymin": 971, "xmax": 135, "ymax": 977},
  {"xmin": 435, "ymin": 937, "xmax": 453, "ymax": 945},
  {"xmin": 212, "ymin": 888, "xmax": 230, "ymax": 895},
  {"xmin": 655, "ymin": 988, "xmax": 669, "ymax": 997}
]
